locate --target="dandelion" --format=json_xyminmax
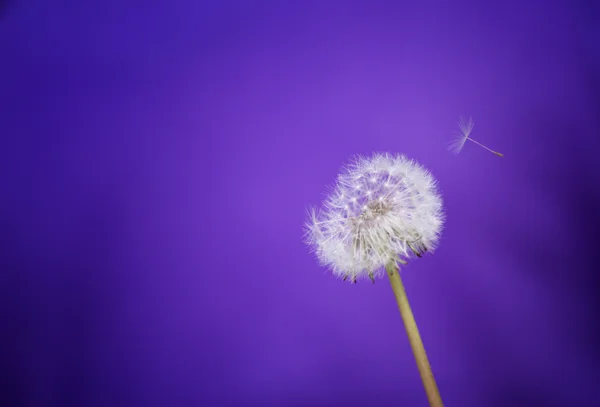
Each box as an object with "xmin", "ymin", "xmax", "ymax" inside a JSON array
[
  {"xmin": 304, "ymin": 153, "xmax": 445, "ymax": 407},
  {"xmin": 449, "ymin": 116, "xmax": 503, "ymax": 157}
]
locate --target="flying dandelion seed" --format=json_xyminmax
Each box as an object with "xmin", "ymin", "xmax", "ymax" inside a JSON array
[{"xmin": 448, "ymin": 116, "xmax": 504, "ymax": 157}]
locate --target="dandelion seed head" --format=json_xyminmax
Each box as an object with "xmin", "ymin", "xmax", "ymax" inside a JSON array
[{"xmin": 304, "ymin": 153, "xmax": 444, "ymax": 282}]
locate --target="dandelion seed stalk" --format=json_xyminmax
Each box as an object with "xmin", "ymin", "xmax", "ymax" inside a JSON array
[
  {"xmin": 467, "ymin": 137, "xmax": 504, "ymax": 157},
  {"xmin": 386, "ymin": 261, "xmax": 444, "ymax": 407}
]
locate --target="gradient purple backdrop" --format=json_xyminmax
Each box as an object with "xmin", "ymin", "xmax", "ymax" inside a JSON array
[{"xmin": 1, "ymin": 1, "xmax": 600, "ymax": 406}]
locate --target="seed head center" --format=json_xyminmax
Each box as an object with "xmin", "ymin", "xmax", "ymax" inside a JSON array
[{"xmin": 359, "ymin": 199, "xmax": 392, "ymax": 221}]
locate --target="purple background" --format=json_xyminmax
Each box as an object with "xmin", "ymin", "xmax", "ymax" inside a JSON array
[{"xmin": 1, "ymin": 1, "xmax": 599, "ymax": 406}]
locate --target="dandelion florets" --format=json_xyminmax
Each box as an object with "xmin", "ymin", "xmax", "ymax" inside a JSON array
[{"xmin": 304, "ymin": 153, "xmax": 444, "ymax": 282}]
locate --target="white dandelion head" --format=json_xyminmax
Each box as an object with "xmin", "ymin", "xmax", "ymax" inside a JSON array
[
  {"xmin": 304, "ymin": 153, "xmax": 444, "ymax": 283},
  {"xmin": 448, "ymin": 116, "xmax": 474, "ymax": 155}
]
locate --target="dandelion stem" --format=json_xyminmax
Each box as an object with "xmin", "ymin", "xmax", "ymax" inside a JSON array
[
  {"xmin": 467, "ymin": 137, "xmax": 504, "ymax": 157},
  {"xmin": 385, "ymin": 261, "xmax": 443, "ymax": 407}
]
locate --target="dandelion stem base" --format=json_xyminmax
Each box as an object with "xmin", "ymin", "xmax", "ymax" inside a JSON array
[{"xmin": 386, "ymin": 261, "xmax": 443, "ymax": 407}]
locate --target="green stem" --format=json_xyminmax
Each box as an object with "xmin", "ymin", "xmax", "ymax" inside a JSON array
[{"xmin": 385, "ymin": 261, "xmax": 444, "ymax": 407}]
